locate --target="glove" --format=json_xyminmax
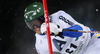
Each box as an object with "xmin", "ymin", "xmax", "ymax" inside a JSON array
[{"xmin": 40, "ymin": 23, "xmax": 63, "ymax": 35}]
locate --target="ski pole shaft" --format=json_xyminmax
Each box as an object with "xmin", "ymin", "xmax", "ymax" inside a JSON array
[{"xmin": 63, "ymin": 29, "xmax": 100, "ymax": 33}]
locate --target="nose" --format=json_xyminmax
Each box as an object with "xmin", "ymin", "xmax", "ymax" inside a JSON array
[
  {"xmin": 33, "ymin": 26, "xmax": 37, "ymax": 29},
  {"xmin": 33, "ymin": 25, "xmax": 40, "ymax": 29}
]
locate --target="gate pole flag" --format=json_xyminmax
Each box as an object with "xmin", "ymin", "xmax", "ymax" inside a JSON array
[{"xmin": 42, "ymin": 0, "xmax": 53, "ymax": 54}]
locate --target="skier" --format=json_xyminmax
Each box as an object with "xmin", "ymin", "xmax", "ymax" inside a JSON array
[{"xmin": 24, "ymin": 2, "xmax": 100, "ymax": 54}]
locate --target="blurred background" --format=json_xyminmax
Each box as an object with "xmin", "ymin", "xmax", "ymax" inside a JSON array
[{"xmin": 0, "ymin": 0, "xmax": 100, "ymax": 54}]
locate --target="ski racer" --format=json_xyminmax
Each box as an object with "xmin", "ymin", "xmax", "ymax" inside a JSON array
[{"xmin": 24, "ymin": 2, "xmax": 100, "ymax": 54}]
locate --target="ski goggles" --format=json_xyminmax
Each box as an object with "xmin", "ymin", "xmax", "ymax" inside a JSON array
[{"xmin": 26, "ymin": 15, "xmax": 45, "ymax": 30}]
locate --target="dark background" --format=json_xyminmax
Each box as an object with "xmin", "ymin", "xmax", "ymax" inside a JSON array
[{"xmin": 0, "ymin": 0, "xmax": 100, "ymax": 54}]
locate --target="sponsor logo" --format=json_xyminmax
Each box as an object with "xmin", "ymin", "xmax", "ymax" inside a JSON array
[{"xmin": 59, "ymin": 15, "xmax": 74, "ymax": 25}]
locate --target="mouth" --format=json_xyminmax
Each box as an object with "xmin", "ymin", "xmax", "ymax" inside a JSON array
[
  {"xmin": 36, "ymin": 28, "xmax": 40, "ymax": 30},
  {"xmin": 35, "ymin": 28, "xmax": 40, "ymax": 31},
  {"xmin": 33, "ymin": 26, "xmax": 41, "ymax": 34}
]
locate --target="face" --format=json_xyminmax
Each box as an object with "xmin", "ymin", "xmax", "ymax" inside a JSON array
[
  {"xmin": 26, "ymin": 15, "xmax": 45, "ymax": 34},
  {"xmin": 32, "ymin": 15, "xmax": 45, "ymax": 34},
  {"xmin": 33, "ymin": 25, "xmax": 41, "ymax": 34},
  {"xmin": 33, "ymin": 19, "xmax": 42, "ymax": 34}
]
